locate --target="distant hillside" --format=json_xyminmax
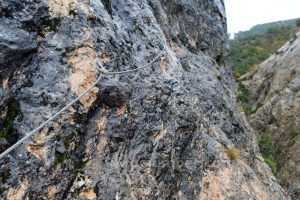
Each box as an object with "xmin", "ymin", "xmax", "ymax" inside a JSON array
[
  {"xmin": 234, "ymin": 18, "xmax": 300, "ymax": 39},
  {"xmin": 230, "ymin": 18, "xmax": 300, "ymax": 78}
]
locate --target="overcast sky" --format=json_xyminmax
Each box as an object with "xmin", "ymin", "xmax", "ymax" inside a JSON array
[{"xmin": 224, "ymin": 0, "xmax": 300, "ymax": 36}]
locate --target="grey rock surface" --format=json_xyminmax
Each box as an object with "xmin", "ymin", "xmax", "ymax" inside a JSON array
[
  {"xmin": 242, "ymin": 31, "xmax": 300, "ymax": 199},
  {"xmin": 0, "ymin": 0, "xmax": 289, "ymax": 199}
]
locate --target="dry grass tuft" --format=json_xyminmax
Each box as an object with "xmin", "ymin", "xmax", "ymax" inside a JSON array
[
  {"xmin": 226, "ymin": 147, "xmax": 240, "ymax": 161},
  {"xmin": 284, "ymin": 74, "xmax": 294, "ymax": 82}
]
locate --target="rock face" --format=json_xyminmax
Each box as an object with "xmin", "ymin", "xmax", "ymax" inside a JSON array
[
  {"xmin": 241, "ymin": 32, "xmax": 300, "ymax": 199},
  {"xmin": 0, "ymin": 0, "xmax": 289, "ymax": 199}
]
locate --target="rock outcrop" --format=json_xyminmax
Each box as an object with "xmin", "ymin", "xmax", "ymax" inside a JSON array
[
  {"xmin": 241, "ymin": 31, "xmax": 300, "ymax": 199},
  {"xmin": 0, "ymin": 0, "xmax": 289, "ymax": 199}
]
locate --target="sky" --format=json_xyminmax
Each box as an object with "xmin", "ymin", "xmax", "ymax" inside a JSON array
[{"xmin": 224, "ymin": 0, "xmax": 300, "ymax": 37}]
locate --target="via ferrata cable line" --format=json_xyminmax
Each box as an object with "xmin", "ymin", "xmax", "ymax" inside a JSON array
[{"xmin": 0, "ymin": 46, "xmax": 165, "ymax": 160}]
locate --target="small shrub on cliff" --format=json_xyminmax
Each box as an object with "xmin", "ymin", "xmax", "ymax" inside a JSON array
[
  {"xmin": 258, "ymin": 133, "xmax": 275, "ymax": 156},
  {"xmin": 289, "ymin": 127, "xmax": 299, "ymax": 139},
  {"xmin": 258, "ymin": 133, "xmax": 277, "ymax": 174},
  {"xmin": 233, "ymin": 71, "xmax": 241, "ymax": 79},
  {"xmin": 238, "ymin": 82, "xmax": 250, "ymax": 103},
  {"xmin": 264, "ymin": 157, "xmax": 277, "ymax": 174},
  {"xmin": 0, "ymin": 98, "xmax": 20, "ymax": 137},
  {"xmin": 54, "ymin": 130, "xmax": 81, "ymax": 165},
  {"xmin": 227, "ymin": 147, "xmax": 240, "ymax": 160},
  {"xmin": 237, "ymin": 82, "xmax": 253, "ymax": 116},
  {"xmin": 251, "ymin": 101, "xmax": 263, "ymax": 114},
  {"xmin": 215, "ymin": 51, "xmax": 225, "ymax": 65}
]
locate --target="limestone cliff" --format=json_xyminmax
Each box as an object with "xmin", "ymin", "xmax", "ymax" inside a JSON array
[
  {"xmin": 241, "ymin": 31, "xmax": 300, "ymax": 199},
  {"xmin": 0, "ymin": 0, "xmax": 288, "ymax": 199},
  {"xmin": 242, "ymin": 33, "xmax": 300, "ymax": 199}
]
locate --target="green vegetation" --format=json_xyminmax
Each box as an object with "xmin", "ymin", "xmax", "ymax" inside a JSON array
[
  {"xmin": 258, "ymin": 133, "xmax": 275, "ymax": 156},
  {"xmin": 230, "ymin": 18, "xmax": 300, "ymax": 78},
  {"xmin": 54, "ymin": 130, "xmax": 81, "ymax": 165},
  {"xmin": 237, "ymin": 82, "xmax": 264, "ymax": 116},
  {"xmin": 75, "ymin": 159, "xmax": 89, "ymax": 169},
  {"xmin": 55, "ymin": 151, "xmax": 69, "ymax": 165},
  {"xmin": 253, "ymin": 102, "xmax": 263, "ymax": 113},
  {"xmin": 215, "ymin": 51, "xmax": 225, "ymax": 65},
  {"xmin": 264, "ymin": 157, "xmax": 277, "ymax": 175},
  {"xmin": 289, "ymin": 127, "xmax": 299, "ymax": 139},
  {"xmin": 0, "ymin": 98, "xmax": 20, "ymax": 138},
  {"xmin": 63, "ymin": 130, "xmax": 80, "ymax": 148},
  {"xmin": 237, "ymin": 82, "xmax": 252, "ymax": 116},
  {"xmin": 54, "ymin": 130, "xmax": 88, "ymax": 169},
  {"xmin": 232, "ymin": 19, "xmax": 300, "ymax": 117},
  {"xmin": 234, "ymin": 18, "xmax": 300, "ymax": 39},
  {"xmin": 258, "ymin": 133, "xmax": 277, "ymax": 174}
]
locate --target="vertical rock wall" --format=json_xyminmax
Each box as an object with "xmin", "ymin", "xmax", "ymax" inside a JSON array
[{"xmin": 0, "ymin": 0, "xmax": 289, "ymax": 199}]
